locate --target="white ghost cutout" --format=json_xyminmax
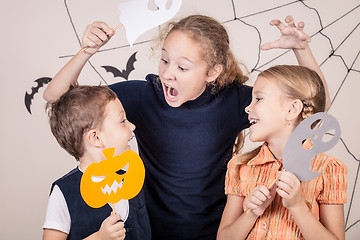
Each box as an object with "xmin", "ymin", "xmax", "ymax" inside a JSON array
[
  {"xmin": 118, "ymin": 0, "xmax": 182, "ymax": 47},
  {"xmin": 283, "ymin": 112, "xmax": 341, "ymax": 181}
]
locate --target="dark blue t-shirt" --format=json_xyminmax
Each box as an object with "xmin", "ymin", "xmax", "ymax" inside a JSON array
[{"xmin": 110, "ymin": 74, "xmax": 252, "ymax": 240}]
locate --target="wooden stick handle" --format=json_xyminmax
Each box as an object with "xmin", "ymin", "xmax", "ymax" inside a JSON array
[
  {"xmin": 245, "ymin": 177, "xmax": 278, "ymax": 214},
  {"xmin": 111, "ymin": 203, "xmax": 115, "ymax": 214},
  {"xmin": 112, "ymin": 23, "xmax": 123, "ymax": 31},
  {"xmin": 268, "ymin": 177, "xmax": 278, "ymax": 189},
  {"xmin": 80, "ymin": 24, "xmax": 123, "ymax": 52}
]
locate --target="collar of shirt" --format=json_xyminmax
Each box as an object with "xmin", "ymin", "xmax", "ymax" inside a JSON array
[{"xmin": 246, "ymin": 143, "xmax": 282, "ymax": 166}]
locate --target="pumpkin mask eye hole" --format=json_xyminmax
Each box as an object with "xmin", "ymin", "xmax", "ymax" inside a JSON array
[
  {"xmin": 91, "ymin": 175, "xmax": 106, "ymax": 183},
  {"xmin": 116, "ymin": 163, "xmax": 129, "ymax": 175}
]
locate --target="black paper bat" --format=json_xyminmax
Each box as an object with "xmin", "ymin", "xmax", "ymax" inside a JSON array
[
  {"xmin": 101, "ymin": 51, "xmax": 137, "ymax": 80},
  {"xmin": 25, "ymin": 77, "xmax": 52, "ymax": 114}
]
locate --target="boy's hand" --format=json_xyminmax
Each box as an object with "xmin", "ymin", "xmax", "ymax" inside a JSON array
[
  {"xmin": 97, "ymin": 212, "xmax": 126, "ymax": 240},
  {"xmin": 261, "ymin": 15, "xmax": 311, "ymax": 51},
  {"xmin": 276, "ymin": 171, "xmax": 303, "ymax": 210},
  {"xmin": 82, "ymin": 21, "xmax": 115, "ymax": 55},
  {"xmin": 244, "ymin": 184, "xmax": 276, "ymax": 217}
]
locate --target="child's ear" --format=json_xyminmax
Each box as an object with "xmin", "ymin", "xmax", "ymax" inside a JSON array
[
  {"xmin": 287, "ymin": 99, "xmax": 303, "ymax": 121},
  {"xmin": 86, "ymin": 129, "xmax": 103, "ymax": 147},
  {"xmin": 206, "ymin": 64, "xmax": 223, "ymax": 83}
]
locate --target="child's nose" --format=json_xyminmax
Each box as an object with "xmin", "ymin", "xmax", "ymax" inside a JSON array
[
  {"xmin": 163, "ymin": 66, "xmax": 176, "ymax": 80},
  {"xmin": 245, "ymin": 105, "xmax": 251, "ymax": 113},
  {"xmin": 128, "ymin": 121, "xmax": 136, "ymax": 132}
]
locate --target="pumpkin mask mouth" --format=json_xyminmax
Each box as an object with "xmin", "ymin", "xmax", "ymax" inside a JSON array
[{"xmin": 101, "ymin": 178, "xmax": 124, "ymax": 195}]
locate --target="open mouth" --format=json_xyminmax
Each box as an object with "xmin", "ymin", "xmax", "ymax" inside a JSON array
[
  {"xmin": 101, "ymin": 179, "xmax": 124, "ymax": 195},
  {"xmin": 164, "ymin": 83, "xmax": 178, "ymax": 98},
  {"xmin": 249, "ymin": 118, "xmax": 258, "ymax": 126},
  {"xmin": 129, "ymin": 134, "xmax": 135, "ymax": 142}
]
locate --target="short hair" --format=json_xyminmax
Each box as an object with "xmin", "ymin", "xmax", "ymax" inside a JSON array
[{"xmin": 46, "ymin": 84, "xmax": 117, "ymax": 160}]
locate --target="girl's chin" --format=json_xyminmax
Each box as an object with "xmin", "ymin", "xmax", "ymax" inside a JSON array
[
  {"xmin": 248, "ymin": 132, "xmax": 261, "ymax": 143},
  {"xmin": 165, "ymin": 98, "xmax": 182, "ymax": 108},
  {"xmin": 164, "ymin": 93, "xmax": 183, "ymax": 107}
]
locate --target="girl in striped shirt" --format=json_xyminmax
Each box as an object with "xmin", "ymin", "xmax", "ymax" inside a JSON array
[{"xmin": 217, "ymin": 65, "xmax": 347, "ymax": 240}]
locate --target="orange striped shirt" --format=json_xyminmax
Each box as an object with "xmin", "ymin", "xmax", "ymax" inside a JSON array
[{"xmin": 225, "ymin": 143, "xmax": 347, "ymax": 240}]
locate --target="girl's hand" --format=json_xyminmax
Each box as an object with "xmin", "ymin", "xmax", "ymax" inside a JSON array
[
  {"xmin": 244, "ymin": 184, "xmax": 276, "ymax": 217},
  {"xmin": 81, "ymin": 21, "xmax": 115, "ymax": 55},
  {"xmin": 276, "ymin": 171, "xmax": 303, "ymax": 210},
  {"xmin": 261, "ymin": 15, "xmax": 311, "ymax": 51},
  {"xmin": 97, "ymin": 212, "xmax": 126, "ymax": 240}
]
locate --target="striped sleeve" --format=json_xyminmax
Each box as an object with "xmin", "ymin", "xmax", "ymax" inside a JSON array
[
  {"xmin": 225, "ymin": 155, "xmax": 244, "ymax": 197},
  {"xmin": 318, "ymin": 157, "xmax": 347, "ymax": 204}
]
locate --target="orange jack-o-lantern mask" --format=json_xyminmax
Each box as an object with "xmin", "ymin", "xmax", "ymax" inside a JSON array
[{"xmin": 80, "ymin": 148, "xmax": 145, "ymax": 208}]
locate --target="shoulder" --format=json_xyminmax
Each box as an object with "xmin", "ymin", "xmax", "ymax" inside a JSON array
[
  {"xmin": 314, "ymin": 153, "xmax": 347, "ymax": 204},
  {"xmin": 225, "ymin": 154, "xmax": 248, "ymax": 196},
  {"xmin": 313, "ymin": 152, "xmax": 347, "ymax": 183},
  {"xmin": 51, "ymin": 168, "xmax": 81, "ymax": 194},
  {"xmin": 313, "ymin": 153, "xmax": 347, "ymax": 174},
  {"xmin": 227, "ymin": 154, "xmax": 242, "ymax": 171},
  {"xmin": 230, "ymin": 82, "xmax": 252, "ymax": 96},
  {"xmin": 108, "ymin": 74, "xmax": 157, "ymax": 87},
  {"xmin": 214, "ymin": 83, "xmax": 252, "ymax": 121},
  {"xmin": 237, "ymin": 84, "xmax": 252, "ymax": 106},
  {"xmin": 220, "ymin": 82, "xmax": 253, "ymax": 114},
  {"xmin": 53, "ymin": 168, "xmax": 81, "ymax": 185},
  {"xmin": 43, "ymin": 185, "xmax": 71, "ymax": 234},
  {"xmin": 107, "ymin": 74, "xmax": 158, "ymax": 95},
  {"xmin": 108, "ymin": 74, "xmax": 160, "ymax": 99},
  {"xmin": 145, "ymin": 74, "xmax": 159, "ymax": 83},
  {"xmin": 108, "ymin": 79, "xmax": 147, "ymax": 93},
  {"xmin": 237, "ymin": 83, "xmax": 252, "ymax": 94},
  {"xmin": 221, "ymin": 82, "xmax": 252, "ymax": 96},
  {"xmin": 321, "ymin": 154, "xmax": 347, "ymax": 178}
]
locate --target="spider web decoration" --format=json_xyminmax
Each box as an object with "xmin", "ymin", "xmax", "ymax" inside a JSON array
[{"xmin": 59, "ymin": 0, "xmax": 360, "ymax": 237}]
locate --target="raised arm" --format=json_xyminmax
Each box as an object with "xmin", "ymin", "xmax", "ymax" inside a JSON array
[
  {"xmin": 43, "ymin": 22, "xmax": 115, "ymax": 102},
  {"xmin": 261, "ymin": 16, "xmax": 331, "ymax": 110}
]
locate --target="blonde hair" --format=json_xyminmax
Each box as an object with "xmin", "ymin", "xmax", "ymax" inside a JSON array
[
  {"xmin": 233, "ymin": 65, "xmax": 326, "ymax": 179},
  {"xmin": 160, "ymin": 14, "xmax": 249, "ymax": 90}
]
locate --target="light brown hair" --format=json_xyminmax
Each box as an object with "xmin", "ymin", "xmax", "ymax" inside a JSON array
[
  {"xmin": 233, "ymin": 65, "xmax": 326, "ymax": 178},
  {"xmin": 46, "ymin": 84, "xmax": 117, "ymax": 161},
  {"xmin": 161, "ymin": 14, "xmax": 249, "ymax": 90}
]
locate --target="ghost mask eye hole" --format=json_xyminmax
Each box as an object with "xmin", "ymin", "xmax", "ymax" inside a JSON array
[
  {"xmin": 116, "ymin": 163, "xmax": 129, "ymax": 175},
  {"xmin": 91, "ymin": 175, "xmax": 106, "ymax": 183}
]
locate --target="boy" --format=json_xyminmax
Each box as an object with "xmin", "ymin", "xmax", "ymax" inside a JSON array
[{"xmin": 42, "ymin": 84, "xmax": 151, "ymax": 240}]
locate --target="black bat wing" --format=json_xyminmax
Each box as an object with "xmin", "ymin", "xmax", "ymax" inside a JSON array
[
  {"xmin": 122, "ymin": 51, "xmax": 138, "ymax": 80},
  {"xmin": 101, "ymin": 51, "xmax": 138, "ymax": 80},
  {"xmin": 101, "ymin": 65, "xmax": 123, "ymax": 78},
  {"xmin": 25, "ymin": 77, "xmax": 52, "ymax": 114}
]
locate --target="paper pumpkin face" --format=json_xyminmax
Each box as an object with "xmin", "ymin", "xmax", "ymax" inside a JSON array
[{"xmin": 80, "ymin": 148, "xmax": 145, "ymax": 208}]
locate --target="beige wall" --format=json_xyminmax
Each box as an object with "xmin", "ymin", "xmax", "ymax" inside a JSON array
[{"xmin": 1, "ymin": 0, "xmax": 359, "ymax": 239}]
